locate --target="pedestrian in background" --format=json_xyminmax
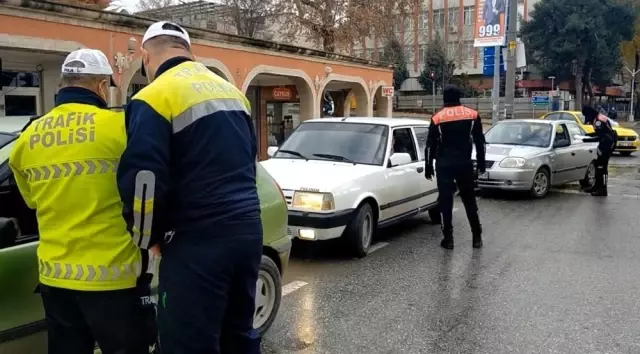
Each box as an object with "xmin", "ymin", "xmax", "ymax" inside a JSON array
[
  {"xmin": 117, "ymin": 21, "xmax": 263, "ymax": 353},
  {"xmin": 425, "ymin": 85, "xmax": 486, "ymax": 250},
  {"xmin": 582, "ymin": 105, "xmax": 617, "ymax": 197},
  {"xmin": 8, "ymin": 49, "xmax": 149, "ymax": 354}
]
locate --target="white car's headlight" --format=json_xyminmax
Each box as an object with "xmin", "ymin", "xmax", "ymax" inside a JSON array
[
  {"xmin": 292, "ymin": 191, "xmax": 335, "ymax": 211},
  {"xmin": 499, "ymin": 157, "xmax": 526, "ymax": 168}
]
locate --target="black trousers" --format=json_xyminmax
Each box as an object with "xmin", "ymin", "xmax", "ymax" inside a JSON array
[
  {"xmin": 594, "ymin": 144, "xmax": 613, "ymax": 190},
  {"xmin": 436, "ymin": 161, "xmax": 481, "ymax": 234},
  {"xmin": 157, "ymin": 227, "xmax": 263, "ymax": 354},
  {"xmin": 40, "ymin": 284, "xmax": 148, "ymax": 354}
]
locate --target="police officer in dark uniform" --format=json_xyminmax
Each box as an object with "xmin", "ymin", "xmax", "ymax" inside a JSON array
[
  {"xmin": 582, "ymin": 105, "xmax": 617, "ymax": 197},
  {"xmin": 425, "ymin": 85, "xmax": 486, "ymax": 250}
]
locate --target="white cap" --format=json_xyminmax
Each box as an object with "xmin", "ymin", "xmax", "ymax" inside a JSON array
[
  {"xmin": 61, "ymin": 49, "xmax": 114, "ymax": 76},
  {"xmin": 142, "ymin": 21, "xmax": 191, "ymax": 46}
]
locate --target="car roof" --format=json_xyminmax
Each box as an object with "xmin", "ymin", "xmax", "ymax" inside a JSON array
[
  {"xmin": 303, "ymin": 117, "xmax": 430, "ymax": 127},
  {"xmin": 0, "ymin": 116, "xmax": 31, "ymax": 134},
  {"xmin": 498, "ymin": 119, "xmax": 556, "ymax": 125}
]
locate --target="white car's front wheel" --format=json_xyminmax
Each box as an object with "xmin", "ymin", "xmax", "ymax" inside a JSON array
[
  {"xmin": 253, "ymin": 255, "xmax": 281, "ymax": 336},
  {"xmin": 345, "ymin": 203, "xmax": 374, "ymax": 258}
]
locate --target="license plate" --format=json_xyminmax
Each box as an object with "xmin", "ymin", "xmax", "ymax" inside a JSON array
[
  {"xmin": 479, "ymin": 172, "xmax": 489, "ymax": 180},
  {"xmin": 619, "ymin": 141, "xmax": 633, "ymax": 147}
]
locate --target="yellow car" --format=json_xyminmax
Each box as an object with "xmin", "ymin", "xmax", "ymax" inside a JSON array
[{"xmin": 541, "ymin": 111, "xmax": 640, "ymax": 155}]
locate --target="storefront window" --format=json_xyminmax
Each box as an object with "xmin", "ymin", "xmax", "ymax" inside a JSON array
[
  {"xmin": 0, "ymin": 71, "xmax": 40, "ymax": 88},
  {"xmin": 4, "ymin": 95, "xmax": 37, "ymax": 116},
  {"xmin": 265, "ymin": 86, "xmax": 301, "ymax": 147}
]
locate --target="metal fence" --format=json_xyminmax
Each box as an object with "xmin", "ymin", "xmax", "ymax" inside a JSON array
[
  {"xmin": 395, "ymin": 94, "xmax": 638, "ymax": 121},
  {"xmin": 396, "ymin": 95, "xmax": 570, "ymax": 119}
]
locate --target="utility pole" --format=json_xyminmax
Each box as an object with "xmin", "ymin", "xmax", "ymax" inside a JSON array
[
  {"xmin": 492, "ymin": 46, "xmax": 500, "ymax": 124},
  {"xmin": 504, "ymin": 0, "xmax": 518, "ymax": 119},
  {"xmin": 625, "ymin": 66, "xmax": 640, "ymax": 122}
]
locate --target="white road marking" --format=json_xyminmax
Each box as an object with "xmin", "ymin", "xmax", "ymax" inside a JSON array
[
  {"xmin": 551, "ymin": 188, "xmax": 640, "ymax": 199},
  {"xmin": 453, "ymin": 207, "xmax": 459, "ymax": 212},
  {"xmin": 281, "ymin": 281, "xmax": 308, "ymax": 296},
  {"xmin": 368, "ymin": 242, "xmax": 389, "ymax": 254}
]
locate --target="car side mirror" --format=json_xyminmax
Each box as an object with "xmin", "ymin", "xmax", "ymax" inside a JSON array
[
  {"xmin": 554, "ymin": 139, "xmax": 570, "ymax": 148},
  {"xmin": 582, "ymin": 136, "xmax": 599, "ymax": 143},
  {"xmin": 267, "ymin": 146, "xmax": 279, "ymax": 158},
  {"xmin": 0, "ymin": 217, "xmax": 19, "ymax": 249},
  {"xmin": 389, "ymin": 152, "xmax": 412, "ymax": 167}
]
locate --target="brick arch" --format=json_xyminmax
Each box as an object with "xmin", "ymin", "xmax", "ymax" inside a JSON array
[
  {"xmin": 241, "ymin": 64, "xmax": 318, "ymax": 120},
  {"xmin": 371, "ymin": 81, "xmax": 392, "ymax": 117},
  {"xmin": 318, "ymin": 74, "xmax": 372, "ymax": 117}
]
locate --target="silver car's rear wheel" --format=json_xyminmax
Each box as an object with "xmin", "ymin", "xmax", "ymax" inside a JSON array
[{"xmin": 530, "ymin": 168, "xmax": 550, "ymax": 198}]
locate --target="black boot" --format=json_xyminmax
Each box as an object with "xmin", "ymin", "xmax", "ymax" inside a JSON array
[
  {"xmin": 440, "ymin": 228, "xmax": 454, "ymax": 250},
  {"xmin": 472, "ymin": 225, "xmax": 483, "ymax": 249},
  {"xmin": 591, "ymin": 173, "xmax": 608, "ymax": 197}
]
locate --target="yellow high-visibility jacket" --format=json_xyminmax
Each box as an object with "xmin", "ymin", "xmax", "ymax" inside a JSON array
[{"xmin": 9, "ymin": 87, "xmax": 141, "ymax": 291}]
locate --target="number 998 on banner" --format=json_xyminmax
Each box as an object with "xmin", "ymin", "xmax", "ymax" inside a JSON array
[{"xmin": 478, "ymin": 24, "xmax": 501, "ymax": 37}]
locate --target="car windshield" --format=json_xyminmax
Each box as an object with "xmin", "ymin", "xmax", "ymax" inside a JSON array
[
  {"xmin": 274, "ymin": 122, "xmax": 389, "ymax": 165},
  {"xmin": 0, "ymin": 134, "xmax": 16, "ymax": 164},
  {"xmin": 485, "ymin": 122, "xmax": 552, "ymax": 148}
]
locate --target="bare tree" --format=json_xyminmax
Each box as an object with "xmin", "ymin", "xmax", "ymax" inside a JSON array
[
  {"xmin": 137, "ymin": 0, "xmax": 177, "ymax": 12},
  {"xmin": 273, "ymin": 0, "xmax": 416, "ymax": 53},
  {"xmin": 220, "ymin": 0, "xmax": 274, "ymax": 38}
]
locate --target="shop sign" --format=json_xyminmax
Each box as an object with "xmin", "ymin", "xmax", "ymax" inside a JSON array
[
  {"xmin": 381, "ymin": 86, "xmax": 394, "ymax": 97},
  {"xmin": 272, "ymin": 87, "xmax": 292, "ymax": 100}
]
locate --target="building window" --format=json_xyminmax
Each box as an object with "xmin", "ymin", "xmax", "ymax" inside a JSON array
[
  {"xmin": 463, "ymin": 41, "xmax": 474, "ymax": 60},
  {"xmin": 405, "ymin": 18, "xmax": 413, "ymax": 32},
  {"xmin": 448, "ymin": 7, "xmax": 459, "ymax": 28},
  {"xmin": 419, "ymin": 44, "xmax": 427, "ymax": 63},
  {"xmin": 447, "ymin": 42, "xmax": 457, "ymax": 59},
  {"xmin": 464, "ymin": 6, "xmax": 475, "ymax": 26},
  {"xmin": 394, "ymin": 16, "xmax": 402, "ymax": 32},
  {"xmin": 405, "ymin": 46, "xmax": 414, "ymax": 63},
  {"xmin": 419, "ymin": 11, "xmax": 429, "ymax": 30},
  {"xmin": 367, "ymin": 48, "xmax": 374, "ymax": 60},
  {"xmin": 433, "ymin": 9, "xmax": 444, "ymax": 28}
]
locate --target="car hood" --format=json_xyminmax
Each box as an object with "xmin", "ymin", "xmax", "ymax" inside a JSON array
[
  {"xmin": 613, "ymin": 126, "xmax": 638, "ymax": 137},
  {"xmin": 474, "ymin": 144, "xmax": 548, "ymax": 161},
  {"xmin": 260, "ymin": 158, "xmax": 380, "ymax": 192}
]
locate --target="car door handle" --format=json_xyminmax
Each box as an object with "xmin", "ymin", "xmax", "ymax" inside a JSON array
[
  {"xmin": 589, "ymin": 150, "xmax": 593, "ymax": 153},
  {"xmin": 417, "ymin": 167, "xmax": 424, "ymax": 173},
  {"xmin": 571, "ymin": 152, "xmax": 576, "ymax": 156}
]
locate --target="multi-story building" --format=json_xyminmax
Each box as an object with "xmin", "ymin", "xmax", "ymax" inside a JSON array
[{"xmin": 353, "ymin": 0, "xmax": 539, "ymax": 91}]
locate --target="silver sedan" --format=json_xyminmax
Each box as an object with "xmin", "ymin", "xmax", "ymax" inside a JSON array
[{"xmin": 473, "ymin": 119, "xmax": 598, "ymax": 198}]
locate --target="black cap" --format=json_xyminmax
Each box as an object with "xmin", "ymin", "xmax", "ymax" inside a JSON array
[
  {"xmin": 443, "ymin": 84, "xmax": 461, "ymax": 105},
  {"xmin": 582, "ymin": 105, "xmax": 598, "ymax": 123}
]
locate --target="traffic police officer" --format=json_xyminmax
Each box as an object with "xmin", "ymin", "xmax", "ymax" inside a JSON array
[
  {"xmin": 425, "ymin": 85, "xmax": 486, "ymax": 250},
  {"xmin": 582, "ymin": 105, "xmax": 617, "ymax": 196},
  {"xmin": 117, "ymin": 22, "xmax": 262, "ymax": 353},
  {"xmin": 8, "ymin": 49, "xmax": 148, "ymax": 354}
]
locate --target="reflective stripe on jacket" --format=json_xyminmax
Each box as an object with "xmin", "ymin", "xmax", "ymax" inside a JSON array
[
  {"xmin": 8, "ymin": 87, "xmax": 142, "ymax": 291},
  {"xmin": 118, "ymin": 57, "xmax": 261, "ymax": 246}
]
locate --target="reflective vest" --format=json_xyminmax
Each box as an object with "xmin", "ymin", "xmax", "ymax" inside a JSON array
[
  {"xmin": 122, "ymin": 59, "xmax": 258, "ymax": 240},
  {"xmin": 9, "ymin": 99, "xmax": 141, "ymax": 291}
]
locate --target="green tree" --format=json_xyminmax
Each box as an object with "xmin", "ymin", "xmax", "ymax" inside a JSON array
[
  {"xmin": 418, "ymin": 37, "xmax": 455, "ymax": 94},
  {"xmin": 381, "ymin": 37, "xmax": 410, "ymax": 91},
  {"xmin": 520, "ymin": 0, "xmax": 635, "ymax": 108}
]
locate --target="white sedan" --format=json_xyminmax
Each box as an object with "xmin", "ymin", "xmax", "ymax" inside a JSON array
[{"xmin": 260, "ymin": 117, "xmax": 440, "ymax": 258}]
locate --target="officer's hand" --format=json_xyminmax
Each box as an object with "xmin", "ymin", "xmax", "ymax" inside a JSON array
[{"xmin": 425, "ymin": 165, "xmax": 435, "ymax": 180}]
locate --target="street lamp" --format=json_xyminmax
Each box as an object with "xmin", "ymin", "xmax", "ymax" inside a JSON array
[
  {"xmin": 625, "ymin": 66, "xmax": 640, "ymax": 122},
  {"xmin": 548, "ymin": 76, "xmax": 555, "ymax": 95}
]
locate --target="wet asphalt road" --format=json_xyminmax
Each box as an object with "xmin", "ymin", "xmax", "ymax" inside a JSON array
[{"xmin": 262, "ymin": 159, "xmax": 640, "ymax": 354}]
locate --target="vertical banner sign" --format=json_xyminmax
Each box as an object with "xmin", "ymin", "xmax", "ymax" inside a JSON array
[{"xmin": 473, "ymin": 0, "xmax": 507, "ymax": 47}]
